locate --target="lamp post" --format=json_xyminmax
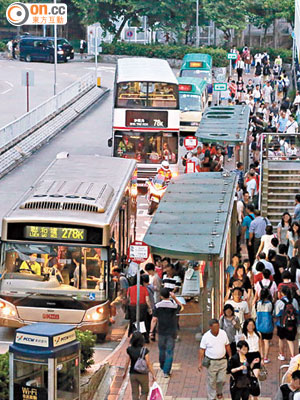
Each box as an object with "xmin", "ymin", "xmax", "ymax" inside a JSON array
[
  {"xmin": 53, "ymin": 0, "xmax": 57, "ymax": 96},
  {"xmin": 196, "ymin": 0, "xmax": 200, "ymax": 47}
]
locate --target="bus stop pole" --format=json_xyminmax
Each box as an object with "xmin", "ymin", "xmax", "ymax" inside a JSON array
[
  {"xmin": 136, "ymin": 264, "xmax": 140, "ymax": 332},
  {"xmin": 229, "ymin": 59, "xmax": 232, "ymax": 78}
]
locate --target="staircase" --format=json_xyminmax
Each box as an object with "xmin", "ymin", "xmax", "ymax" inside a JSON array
[{"xmin": 261, "ymin": 160, "xmax": 300, "ymax": 225}]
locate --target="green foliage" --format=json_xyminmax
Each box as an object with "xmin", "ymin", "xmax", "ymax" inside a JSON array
[
  {"xmin": 0, "ymin": 353, "xmax": 9, "ymax": 400},
  {"xmin": 76, "ymin": 330, "xmax": 96, "ymax": 372},
  {"xmin": 0, "ymin": 42, "xmax": 7, "ymax": 52},
  {"xmin": 203, "ymin": 0, "xmax": 248, "ymax": 39},
  {"xmin": 101, "ymin": 42, "xmax": 228, "ymax": 67}
]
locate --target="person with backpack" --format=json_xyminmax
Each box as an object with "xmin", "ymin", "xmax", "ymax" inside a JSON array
[
  {"xmin": 275, "ymin": 369, "xmax": 300, "ymax": 399},
  {"xmin": 277, "ymin": 78, "xmax": 285, "ymax": 102},
  {"xmin": 253, "ymin": 269, "xmax": 277, "ymax": 304},
  {"xmin": 255, "ymin": 288, "xmax": 274, "ymax": 363},
  {"xmin": 274, "ymin": 286, "xmax": 299, "ymax": 360},
  {"xmin": 241, "ymin": 205, "xmax": 256, "ymax": 266}
]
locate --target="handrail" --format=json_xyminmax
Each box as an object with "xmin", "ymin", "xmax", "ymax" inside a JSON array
[
  {"xmin": 258, "ymin": 133, "xmax": 264, "ymax": 211},
  {"xmin": 0, "ymin": 72, "xmax": 95, "ymax": 152}
]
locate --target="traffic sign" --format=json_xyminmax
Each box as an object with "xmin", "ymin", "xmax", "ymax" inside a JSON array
[
  {"xmin": 186, "ymin": 160, "xmax": 196, "ymax": 174},
  {"xmin": 128, "ymin": 240, "xmax": 149, "ymax": 264},
  {"xmin": 227, "ymin": 53, "xmax": 238, "ymax": 60},
  {"xmin": 184, "ymin": 136, "xmax": 198, "ymax": 151},
  {"xmin": 213, "ymin": 83, "xmax": 227, "ymax": 91},
  {"xmin": 126, "ymin": 30, "xmax": 134, "ymax": 38}
]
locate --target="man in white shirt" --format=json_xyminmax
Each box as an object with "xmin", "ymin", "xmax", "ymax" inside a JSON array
[
  {"xmin": 246, "ymin": 172, "xmax": 257, "ymax": 201},
  {"xmin": 257, "ymin": 252, "xmax": 275, "ymax": 275},
  {"xmin": 285, "ymin": 115, "xmax": 298, "ymax": 135},
  {"xmin": 198, "ymin": 319, "xmax": 231, "ymax": 400},
  {"xmin": 225, "ymin": 287, "xmax": 250, "ymax": 324},
  {"xmin": 262, "ymin": 81, "xmax": 273, "ymax": 105},
  {"xmin": 254, "ymin": 53, "xmax": 262, "ymax": 66}
]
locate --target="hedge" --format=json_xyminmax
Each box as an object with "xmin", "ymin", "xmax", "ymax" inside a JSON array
[
  {"xmin": 101, "ymin": 42, "xmax": 292, "ymax": 67},
  {"xmin": 0, "ymin": 41, "xmax": 6, "ymax": 52},
  {"xmin": 0, "ymin": 352, "xmax": 9, "ymax": 400},
  {"xmin": 101, "ymin": 42, "xmax": 228, "ymax": 67}
]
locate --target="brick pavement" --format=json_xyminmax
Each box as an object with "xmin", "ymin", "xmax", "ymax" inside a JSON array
[{"xmin": 103, "ymin": 300, "xmax": 290, "ymax": 400}]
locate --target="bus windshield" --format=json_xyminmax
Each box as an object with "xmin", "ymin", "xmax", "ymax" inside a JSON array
[
  {"xmin": 116, "ymin": 82, "xmax": 178, "ymax": 109},
  {"xmin": 181, "ymin": 70, "xmax": 211, "ymax": 82},
  {"xmin": 114, "ymin": 131, "xmax": 178, "ymax": 164},
  {"xmin": 179, "ymin": 94, "xmax": 202, "ymax": 111},
  {"xmin": 1, "ymin": 243, "xmax": 105, "ymax": 293}
]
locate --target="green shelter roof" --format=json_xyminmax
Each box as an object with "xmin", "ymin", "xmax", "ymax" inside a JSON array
[
  {"xmin": 143, "ymin": 172, "xmax": 237, "ymax": 261},
  {"xmin": 182, "ymin": 53, "xmax": 212, "ymax": 65},
  {"xmin": 196, "ymin": 105, "xmax": 250, "ymax": 145}
]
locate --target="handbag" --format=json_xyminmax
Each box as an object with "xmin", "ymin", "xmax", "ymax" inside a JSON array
[
  {"xmin": 202, "ymin": 356, "xmax": 211, "ymax": 368},
  {"xmin": 258, "ymin": 365, "xmax": 268, "ymax": 382},
  {"xmin": 249, "ymin": 374, "xmax": 260, "ymax": 396},
  {"xmin": 134, "ymin": 347, "xmax": 148, "ymax": 374}
]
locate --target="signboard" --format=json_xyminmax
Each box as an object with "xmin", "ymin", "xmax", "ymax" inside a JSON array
[
  {"xmin": 128, "ymin": 240, "xmax": 150, "ymax": 264},
  {"xmin": 126, "ymin": 110, "xmax": 168, "ymax": 128},
  {"xmin": 186, "ymin": 160, "xmax": 196, "ymax": 174},
  {"xmin": 126, "ymin": 30, "xmax": 134, "ymax": 38},
  {"xmin": 21, "ymin": 70, "xmax": 34, "ymax": 86},
  {"xmin": 53, "ymin": 330, "xmax": 76, "ymax": 347},
  {"xmin": 227, "ymin": 53, "xmax": 238, "ymax": 60},
  {"xmin": 24, "ymin": 226, "xmax": 87, "ymax": 242},
  {"xmin": 213, "ymin": 83, "xmax": 227, "ymax": 92},
  {"xmin": 15, "ymin": 332, "xmax": 49, "ymax": 348},
  {"xmin": 184, "ymin": 136, "xmax": 198, "ymax": 151},
  {"xmin": 14, "ymin": 385, "xmax": 47, "ymax": 400},
  {"xmin": 181, "ymin": 268, "xmax": 200, "ymax": 296}
]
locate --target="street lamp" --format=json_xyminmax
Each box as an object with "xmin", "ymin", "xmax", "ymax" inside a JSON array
[{"xmin": 196, "ymin": 0, "xmax": 200, "ymax": 47}]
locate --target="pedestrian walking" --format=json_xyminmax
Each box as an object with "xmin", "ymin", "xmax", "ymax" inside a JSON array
[
  {"xmin": 198, "ymin": 319, "xmax": 232, "ymax": 400},
  {"xmin": 150, "ymin": 288, "xmax": 182, "ymax": 378},
  {"xmin": 256, "ymin": 225, "xmax": 276, "ymax": 259},
  {"xmin": 243, "ymin": 48, "xmax": 252, "ymax": 74},
  {"xmin": 287, "ymin": 221, "xmax": 300, "ymax": 259},
  {"xmin": 225, "ymin": 287, "xmax": 250, "ymax": 325},
  {"xmin": 236, "ymin": 77, "xmax": 244, "ymax": 102},
  {"xmin": 277, "ymin": 212, "xmax": 292, "ymax": 246},
  {"xmin": 274, "ymin": 286, "xmax": 299, "ymax": 360},
  {"xmin": 79, "ymin": 39, "xmax": 87, "ymax": 59},
  {"xmin": 275, "ymin": 369, "xmax": 300, "ymax": 399},
  {"xmin": 255, "ymin": 288, "xmax": 274, "ymax": 363},
  {"xmin": 145, "ymin": 262, "xmax": 161, "ymax": 304},
  {"xmin": 241, "ymin": 318, "xmax": 263, "ymax": 396},
  {"xmin": 219, "ymin": 304, "xmax": 241, "ymax": 355},
  {"xmin": 253, "ymin": 269, "xmax": 277, "ymax": 304},
  {"xmin": 228, "ymin": 340, "xmax": 259, "ymax": 400},
  {"xmin": 241, "ymin": 205, "xmax": 255, "ymax": 266},
  {"xmin": 236, "ymin": 59, "xmax": 245, "ymax": 80},
  {"xmin": 262, "ymin": 81, "xmax": 273, "ymax": 105},
  {"xmin": 249, "ymin": 210, "xmax": 271, "ymax": 256},
  {"xmin": 226, "ymin": 254, "xmax": 241, "ymax": 289},
  {"xmin": 294, "ymin": 195, "xmax": 300, "ymax": 222},
  {"xmin": 125, "ymin": 332, "xmax": 156, "ymax": 400}
]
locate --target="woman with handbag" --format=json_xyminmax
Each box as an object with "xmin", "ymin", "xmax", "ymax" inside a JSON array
[
  {"xmin": 126, "ymin": 332, "xmax": 156, "ymax": 400},
  {"xmin": 228, "ymin": 340, "xmax": 260, "ymax": 399},
  {"xmin": 241, "ymin": 319, "xmax": 263, "ymax": 400}
]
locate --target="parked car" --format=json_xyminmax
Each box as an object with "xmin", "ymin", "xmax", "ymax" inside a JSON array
[{"xmin": 19, "ymin": 36, "xmax": 74, "ymax": 63}]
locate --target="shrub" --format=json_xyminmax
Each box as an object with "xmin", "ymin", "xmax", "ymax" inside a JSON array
[
  {"xmin": 0, "ymin": 353, "xmax": 9, "ymax": 400},
  {"xmin": 101, "ymin": 42, "xmax": 228, "ymax": 67},
  {"xmin": 76, "ymin": 330, "xmax": 96, "ymax": 372},
  {"xmin": 0, "ymin": 42, "xmax": 7, "ymax": 52}
]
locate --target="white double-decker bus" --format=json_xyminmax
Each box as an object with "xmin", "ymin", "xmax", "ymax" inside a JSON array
[{"xmin": 108, "ymin": 57, "xmax": 180, "ymax": 186}]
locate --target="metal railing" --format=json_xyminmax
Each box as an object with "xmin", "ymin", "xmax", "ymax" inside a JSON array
[{"xmin": 0, "ymin": 72, "xmax": 95, "ymax": 152}]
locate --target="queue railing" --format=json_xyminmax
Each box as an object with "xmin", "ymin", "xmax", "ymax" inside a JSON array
[{"xmin": 0, "ymin": 72, "xmax": 95, "ymax": 152}]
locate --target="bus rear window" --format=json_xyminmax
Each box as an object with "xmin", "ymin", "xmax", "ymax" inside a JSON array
[{"xmin": 116, "ymin": 82, "xmax": 178, "ymax": 109}]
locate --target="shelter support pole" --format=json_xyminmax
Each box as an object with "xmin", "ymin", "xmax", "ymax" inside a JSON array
[
  {"xmin": 212, "ymin": 257, "xmax": 221, "ymax": 320},
  {"xmin": 230, "ymin": 201, "xmax": 237, "ymax": 256}
]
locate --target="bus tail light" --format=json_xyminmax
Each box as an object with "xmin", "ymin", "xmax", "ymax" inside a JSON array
[{"xmin": 179, "ymin": 84, "xmax": 192, "ymax": 92}]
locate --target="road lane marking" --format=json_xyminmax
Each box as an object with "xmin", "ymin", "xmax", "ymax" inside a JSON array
[{"xmin": 0, "ymin": 80, "xmax": 14, "ymax": 95}]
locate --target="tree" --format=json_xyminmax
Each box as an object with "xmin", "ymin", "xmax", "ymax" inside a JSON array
[
  {"xmin": 202, "ymin": 0, "xmax": 248, "ymax": 43},
  {"xmin": 265, "ymin": 0, "xmax": 295, "ymax": 27}
]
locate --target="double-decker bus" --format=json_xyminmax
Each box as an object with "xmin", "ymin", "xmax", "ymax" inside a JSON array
[
  {"xmin": 108, "ymin": 57, "xmax": 180, "ymax": 186},
  {"xmin": 179, "ymin": 53, "xmax": 213, "ymax": 102},
  {"xmin": 0, "ymin": 154, "xmax": 136, "ymax": 341},
  {"xmin": 178, "ymin": 77, "xmax": 208, "ymax": 134}
]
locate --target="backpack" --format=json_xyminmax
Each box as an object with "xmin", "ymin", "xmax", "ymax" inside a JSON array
[
  {"xmin": 256, "ymin": 301, "xmax": 273, "ymax": 333},
  {"xmin": 279, "ymin": 383, "xmax": 293, "ymax": 400},
  {"xmin": 281, "ymin": 298, "xmax": 297, "ymax": 331},
  {"xmin": 261, "ymin": 55, "xmax": 268, "ymax": 65},
  {"xmin": 277, "ymin": 81, "xmax": 284, "ymax": 93}
]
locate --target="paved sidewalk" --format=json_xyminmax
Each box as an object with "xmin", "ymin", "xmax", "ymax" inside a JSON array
[{"xmin": 103, "ymin": 300, "xmax": 289, "ymax": 400}]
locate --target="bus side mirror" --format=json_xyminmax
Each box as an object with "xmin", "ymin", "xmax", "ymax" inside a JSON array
[
  {"xmin": 179, "ymin": 137, "xmax": 184, "ymax": 146},
  {"xmin": 108, "ymin": 138, "xmax": 112, "ymax": 147}
]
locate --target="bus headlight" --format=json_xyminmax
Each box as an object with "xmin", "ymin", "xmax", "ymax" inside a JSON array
[
  {"xmin": 0, "ymin": 300, "xmax": 17, "ymax": 318},
  {"xmin": 57, "ymin": 50, "xmax": 64, "ymax": 55},
  {"xmin": 84, "ymin": 305, "xmax": 105, "ymax": 322},
  {"xmin": 190, "ymin": 122, "xmax": 199, "ymax": 126}
]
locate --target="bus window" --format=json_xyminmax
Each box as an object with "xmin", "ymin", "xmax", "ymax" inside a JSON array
[
  {"xmin": 114, "ymin": 132, "xmax": 178, "ymax": 164},
  {"xmin": 1, "ymin": 243, "xmax": 105, "ymax": 292},
  {"xmin": 181, "ymin": 69, "xmax": 211, "ymax": 82},
  {"xmin": 117, "ymin": 82, "xmax": 147, "ymax": 107},
  {"xmin": 149, "ymin": 83, "xmax": 178, "ymax": 108},
  {"xmin": 179, "ymin": 94, "xmax": 202, "ymax": 111}
]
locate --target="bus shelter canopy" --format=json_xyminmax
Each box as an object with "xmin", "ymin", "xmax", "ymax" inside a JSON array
[
  {"xmin": 144, "ymin": 172, "xmax": 236, "ymax": 261},
  {"xmin": 196, "ymin": 105, "xmax": 250, "ymax": 145}
]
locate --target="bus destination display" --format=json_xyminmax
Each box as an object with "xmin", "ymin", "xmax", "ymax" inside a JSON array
[
  {"xmin": 126, "ymin": 111, "xmax": 168, "ymax": 128},
  {"xmin": 24, "ymin": 226, "xmax": 87, "ymax": 242}
]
